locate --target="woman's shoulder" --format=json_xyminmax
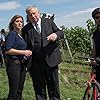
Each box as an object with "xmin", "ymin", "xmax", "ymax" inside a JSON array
[
  {"xmin": 7, "ymin": 31, "xmax": 17, "ymax": 37},
  {"xmin": 9, "ymin": 30, "xmax": 16, "ymax": 34}
]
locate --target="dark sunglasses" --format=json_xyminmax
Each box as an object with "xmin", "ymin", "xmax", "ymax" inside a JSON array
[{"xmin": 95, "ymin": 16, "xmax": 100, "ymax": 19}]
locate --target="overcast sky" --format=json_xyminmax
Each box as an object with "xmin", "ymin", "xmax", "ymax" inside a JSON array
[{"xmin": 0, "ymin": 0, "xmax": 100, "ymax": 30}]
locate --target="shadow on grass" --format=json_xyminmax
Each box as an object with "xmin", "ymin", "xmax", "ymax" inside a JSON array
[{"xmin": 0, "ymin": 98, "xmax": 6, "ymax": 100}]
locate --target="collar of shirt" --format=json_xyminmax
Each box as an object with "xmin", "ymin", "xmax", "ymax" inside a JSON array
[{"xmin": 32, "ymin": 18, "xmax": 41, "ymax": 32}]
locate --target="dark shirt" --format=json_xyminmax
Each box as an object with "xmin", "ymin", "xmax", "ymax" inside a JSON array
[
  {"xmin": 5, "ymin": 31, "xmax": 27, "ymax": 60},
  {"xmin": 93, "ymin": 28, "xmax": 100, "ymax": 57}
]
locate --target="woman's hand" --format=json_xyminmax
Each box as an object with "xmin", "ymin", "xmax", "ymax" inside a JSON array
[{"xmin": 24, "ymin": 50, "xmax": 32, "ymax": 57}]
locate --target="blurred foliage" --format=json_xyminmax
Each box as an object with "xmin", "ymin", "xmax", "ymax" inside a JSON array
[{"xmin": 60, "ymin": 19, "xmax": 96, "ymax": 58}]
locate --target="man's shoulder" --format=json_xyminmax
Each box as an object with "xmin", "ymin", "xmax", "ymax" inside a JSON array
[
  {"xmin": 23, "ymin": 23, "xmax": 32, "ymax": 30},
  {"xmin": 93, "ymin": 29, "xmax": 100, "ymax": 37},
  {"xmin": 42, "ymin": 18, "xmax": 53, "ymax": 26},
  {"xmin": 42, "ymin": 17, "xmax": 52, "ymax": 22},
  {"xmin": 93, "ymin": 29, "xmax": 99, "ymax": 34}
]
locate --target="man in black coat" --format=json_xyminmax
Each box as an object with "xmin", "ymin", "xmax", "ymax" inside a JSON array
[{"xmin": 22, "ymin": 5, "xmax": 64, "ymax": 100}]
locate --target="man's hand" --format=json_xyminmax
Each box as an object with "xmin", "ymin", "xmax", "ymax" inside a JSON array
[
  {"xmin": 47, "ymin": 33, "xmax": 57, "ymax": 42},
  {"xmin": 90, "ymin": 60, "xmax": 97, "ymax": 66}
]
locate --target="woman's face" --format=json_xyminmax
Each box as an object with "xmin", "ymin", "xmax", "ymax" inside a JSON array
[{"xmin": 13, "ymin": 17, "xmax": 23, "ymax": 31}]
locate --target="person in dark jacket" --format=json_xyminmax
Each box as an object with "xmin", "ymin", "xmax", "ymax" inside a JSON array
[
  {"xmin": 91, "ymin": 8, "xmax": 100, "ymax": 83},
  {"xmin": 22, "ymin": 5, "xmax": 64, "ymax": 100},
  {"xmin": 5, "ymin": 15, "xmax": 32, "ymax": 100}
]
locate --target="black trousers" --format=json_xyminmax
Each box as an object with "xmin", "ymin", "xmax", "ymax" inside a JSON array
[
  {"xmin": 30, "ymin": 56, "xmax": 60, "ymax": 100},
  {"xmin": 6, "ymin": 60, "xmax": 26, "ymax": 100}
]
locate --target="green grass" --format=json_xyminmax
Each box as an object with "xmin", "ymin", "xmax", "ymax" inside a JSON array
[
  {"xmin": 0, "ymin": 62, "xmax": 90, "ymax": 100},
  {"xmin": 59, "ymin": 63, "xmax": 90, "ymax": 99}
]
